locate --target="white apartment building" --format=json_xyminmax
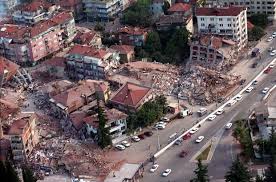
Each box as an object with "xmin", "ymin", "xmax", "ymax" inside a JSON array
[
  {"xmin": 207, "ymin": 0, "xmax": 276, "ymax": 20},
  {"xmin": 196, "ymin": 6, "xmax": 248, "ymax": 49},
  {"xmin": 83, "ymin": 0, "xmax": 122, "ymax": 22}
]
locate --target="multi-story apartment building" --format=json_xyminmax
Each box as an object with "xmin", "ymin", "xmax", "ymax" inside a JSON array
[
  {"xmin": 65, "ymin": 44, "xmax": 120, "ymax": 80},
  {"xmin": 58, "ymin": 0, "xmax": 84, "ymax": 21},
  {"xmin": 83, "ymin": 0, "xmax": 122, "ymax": 22},
  {"xmin": 7, "ymin": 112, "xmax": 39, "ymax": 163},
  {"xmin": 118, "ymin": 26, "xmax": 149, "ymax": 47},
  {"xmin": 0, "ymin": 0, "xmax": 18, "ymax": 16},
  {"xmin": 0, "ymin": 11, "xmax": 75, "ymax": 66},
  {"xmin": 206, "ymin": 0, "xmax": 276, "ymax": 20},
  {"xmin": 12, "ymin": 0, "xmax": 60, "ymax": 25},
  {"xmin": 196, "ymin": 6, "xmax": 248, "ymax": 49}
]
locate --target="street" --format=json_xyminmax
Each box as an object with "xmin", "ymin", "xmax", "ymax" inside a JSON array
[{"xmin": 141, "ymin": 62, "xmax": 276, "ymax": 182}]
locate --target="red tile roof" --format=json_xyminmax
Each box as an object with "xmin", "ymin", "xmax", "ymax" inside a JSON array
[
  {"xmin": 18, "ymin": 0, "xmax": 54, "ymax": 12},
  {"xmin": 43, "ymin": 57, "xmax": 66, "ymax": 68},
  {"xmin": 69, "ymin": 111, "xmax": 87, "ymax": 130},
  {"xmin": 0, "ymin": 56, "xmax": 19, "ymax": 81},
  {"xmin": 7, "ymin": 113, "xmax": 36, "ymax": 135},
  {"xmin": 73, "ymin": 30, "xmax": 98, "ymax": 45},
  {"xmin": 31, "ymin": 20, "xmax": 58, "ymax": 37},
  {"xmin": 247, "ymin": 21, "xmax": 255, "ymax": 30},
  {"xmin": 50, "ymin": 11, "xmax": 74, "ymax": 25},
  {"xmin": 196, "ymin": 6, "xmax": 246, "ymax": 16},
  {"xmin": 68, "ymin": 44, "xmax": 108, "ymax": 59},
  {"xmin": 110, "ymin": 82, "xmax": 151, "ymax": 108},
  {"xmin": 110, "ymin": 45, "xmax": 134, "ymax": 54},
  {"xmin": 119, "ymin": 26, "xmax": 148, "ymax": 36},
  {"xmin": 200, "ymin": 36, "xmax": 222, "ymax": 49},
  {"xmin": 168, "ymin": 3, "xmax": 191, "ymax": 13},
  {"xmin": 0, "ymin": 24, "xmax": 29, "ymax": 40}
]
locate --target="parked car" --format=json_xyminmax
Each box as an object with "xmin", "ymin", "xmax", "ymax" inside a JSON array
[
  {"xmin": 246, "ymin": 86, "xmax": 254, "ymax": 93},
  {"xmin": 225, "ymin": 123, "xmax": 233, "ymax": 129},
  {"xmin": 264, "ymin": 67, "xmax": 272, "ymax": 74},
  {"xmin": 240, "ymin": 79, "xmax": 246, "ymax": 85},
  {"xmin": 155, "ymin": 124, "xmax": 166, "ymax": 130},
  {"xmin": 138, "ymin": 134, "xmax": 145, "ymax": 139},
  {"xmin": 216, "ymin": 108, "xmax": 224, "ymax": 115},
  {"xmin": 270, "ymin": 50, "xmax": 276, "ymax": 56},
  {"xmin": 252, "ymin": 62, "xmax": 258, "ymax": 68},
  {"xmin": 197, "ymin": 108, "xmax": 207, "ymax": 117},
  {"xmin": 208, "ymin": 114, "xmax": 217, "ymax": 121},
  {"xmin": 227, "ymin": 99, "xmax": 237, "ymax": 107},
  {"xmin": 174, "ymin": 138, "xmax": 183, "ymax": 145},
  {"xmin": 144, "ymin": 131, "xmax": 153, "ymax": 137},
  {"xmin": 149, "ymin": 164, "xmax": 159, "ymax": 173},
  {"xmin": 115, "ymin": 145, "xmax": 126, "ymax": 150},
  {"xmin": 267, "ymin": 37, "xmax": 273, "ymax": 42},
  {"xmin": 262, "ymin": 87, "xmax": 270, "ymax": 94},
  {"xmin": 196, "ymin": 136, "xmax": 205, "ymax": 143},
  {"xmin": 131, "ymin": 136, "xmax": 140, "ymax": 142},
  {"xmin": 121, "ymin": 141, "xmax": 131, "ymax": 147},
  {"xmin": 179, "ymin": 150, "xmax": 188, "ymax": 158},
  {"xmin": 269, "ymin": 64, "xmax": 275, "ymax": 68},
  {"xmin": 189, "ymin": 128, "xmax": 199, "ymax": 134},
  {"xmin": 162, "ymin": 169, "xmax": 172, "ymax": 177},
  {"xmin": 252, "ymin": 80, "xmax": 258, "ymax": 85},
  {"xmin": 160, "ymin": 117, "xmax": 170, "ymax": 122}
]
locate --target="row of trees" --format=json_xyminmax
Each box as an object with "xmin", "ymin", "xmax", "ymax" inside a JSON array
[
  {"xmin": 248, "ymin": 13, "xmax": 268, "ymax": 41},
  {"xmin": 136, "ymin": 28, "xmax": 190, "ymax": 64},
  {"xmin": 0, "ymin": 161, "xmax": 36, "ymax": 182},
  {"xmin": 127, "ymin": 95, "xmax": 168, "ymax": 131}
]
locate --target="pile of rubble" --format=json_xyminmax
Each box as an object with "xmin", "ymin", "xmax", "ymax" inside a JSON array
[{"xmin": 176, "ymin": 66, "xmax": 240, "ymax": 105}]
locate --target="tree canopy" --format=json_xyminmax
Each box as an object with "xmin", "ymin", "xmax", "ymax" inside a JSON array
[
  {"xmin": 0, "ymin": 161, "xmax": 19, "ymax": 182},
  {"xmin": 97, "ymin": 104, "xmax": 112, "ymax": 148},
  {"xmin": 190, "ymin": 159, "xmax": 209, "ymax": 182},
  {"xmin": 22, "ymin": 165, "xmax": 37, "ymax": 182},
  {"xmin": 248, "ymin": 26, "xmax": 265, "ymax": 41},
  {"xmin": 225, "ymin": 158, "xmax": 251, "ymax": 182},
  {"xmin": 249, "ymin": 14, "xmax": 269, "ymax": 28}
]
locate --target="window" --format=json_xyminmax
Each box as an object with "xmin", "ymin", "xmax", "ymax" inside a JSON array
[
  {"xmin": 227, "ymin": 18, "xmax": 231, "ymax": 21},
  {"xmin": 210, "ymin": 18, "xmax": 214, "ymax": 21},
  {"xmin": 219, "ymin": 24, "xmax": 223, "ymax": 27},
  {"xmin": 201, "ymin": 23, "xmax": 205, "ymax": 26},
  {"xmin": 200, "ymin": 17, "xmax": 204, "ymax": 21},
  {"xmin": 219, "ymin": 18, "xmax": 223, "ymax": 21},
  {"xmin": 228, "ymin": 24, "xmax": 232, "ymax": 27}
]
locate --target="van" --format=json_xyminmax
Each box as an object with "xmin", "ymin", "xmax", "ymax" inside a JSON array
[{"xmin": 251, "ymin": 48, "xmax": 260, "ymax": 57}]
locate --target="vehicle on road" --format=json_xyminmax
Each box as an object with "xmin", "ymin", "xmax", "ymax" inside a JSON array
[
  {"xmin": 183, "ymin": 133, "xmax": 191, "ymax": 140},
  {"xmin": 144, "ymin": 131, "xmax": 153, "ymax": 137},
  {"xmin": 162, "ymin": 169, "xmax": 172, "ymax": 177},
  {"xmin": 216, "ymin": 108, "xmax": 224, "ymax": 115},
  {"xmin": 132, "ymin": 136, "xmax": 140, "ymax": 142},
  {"xmin": 240, "ymin": 79, "xmax": 246, "ymax": 85},
  {"xmin": 226, "ymin": 123, "xmax": 233, "ymax": 129},
  {"xmin": 252, "ymin": 80, "xmax": 258, "ymax": 85},
  {"xmin": 227, "ymin": 99, "xmax": 237, "ymax": 107},
  {"xmin": 267, "ymin": 37, "xmax": 273, "ymax": 42},
  {"xmin": 174, "ymin": 138, "xmax": 183, "ymax": 145},
  {"xmin": 269, "ymin": 64, "xmax": 275, "ymax": 68},
  {"xmin": 156, "ymin": 121, "xmax": 167, "ymax": 126},
  {"xmin": 196, "ymin": 136, "xmax": 205, "ymax": 143},
  {"xmin": 150, "ymin": 164, "xmax": 159, "ymax": 173},
  {"xmin": 234, "ymin": 94, "xmax": 243, "ymax": 101},
  {"xmin": 160, "ymin": 117, "xmax": 170, "ymax": 122},
  {"xmin": 273, "ymin": 32, "xmax": 276, "ymax": 38},
  {"xmin": 264, "ymin": 67, "xmax": 272, "ymax": 74},
  {"xmin": 252, "ymin": 48, "xmax": 260, "ymax": 57},
  {"xmin": 155, "ymin": 124, "xmax": 166, "ymax": 130},
  {"xmin": 115, "ymin": 145, "xmax": 126, "ymax": 150},
  {"xmin": 262, "ymin": 87, "xmax": 270, "ymax": 94},
  {"xmin": 246, "ymin": 86, "xmax": 254, "ymax": 93},
  {"xmin": 179, "ymin": 150, "xmax": 188, "ymax": 158},
  {"xmin": 197, "ymin": 108, "xmax": 207, "ymax": 117},
  {"xmin": 269, "ymin": 47, "xmax": 274, "ymax": 52},
  {"xmin": 138, "ymin": 134, "xmax": 145, "ymax": 139},
  {"xmin": 270, "ymin": 50, "xmax": 276, "ymax": 56},
  {"xmin": 189, "ymin": 128, "xmax": 199, "ymax": 134},
  {"xmin": 121, "ymin": 141, "xmax": 131, "ymax": 147},
  {"xmin": 208, "ymin": 114, "xmax": 216, "ymax": 121}
]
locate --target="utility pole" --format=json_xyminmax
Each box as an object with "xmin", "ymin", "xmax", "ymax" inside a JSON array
[{"xmin": 0, "ymin": 70, "xmax": 6, "ymax": 139}]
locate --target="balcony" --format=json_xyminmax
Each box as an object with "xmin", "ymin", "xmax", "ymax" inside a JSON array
[{"xmin": 109, "ymin": 124, "xmax": 125, "ymax": 133}]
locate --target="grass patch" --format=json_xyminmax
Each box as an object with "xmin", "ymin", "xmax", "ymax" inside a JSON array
[{"xmin": 196, "ymin": 144, "xmax": 212, "ymax": 161}]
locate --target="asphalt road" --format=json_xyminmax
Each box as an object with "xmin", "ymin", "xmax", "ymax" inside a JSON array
[{"xmin": 141, "ymin": 60, "xmax": 276, "ymax": 182}]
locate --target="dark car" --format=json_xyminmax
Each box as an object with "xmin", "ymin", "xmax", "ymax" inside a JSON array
[
  {"xmin": 240, "ymin": 79, "xmax": 246, "ymax": 85},
  {"xmin": 144, "ymin": 131, "xmax": 153, "ymax": 137},
  {"xmin": 179, "ymin": 150, "xmax": 188, "ymax": 158},
  {"xmin": 138, "ymin": 134, "xmax": 145, "ymax": 139},
  {"xmin": 252, "ymin": 62, "xmax": 258, "ymax": 68},
  {"xmin": 183, "ymin": 133, "xmax": 191, "ymax": 140},
  {"xmin": 264, "ymin": 67, "xmax": 272, "ymax": 74}
]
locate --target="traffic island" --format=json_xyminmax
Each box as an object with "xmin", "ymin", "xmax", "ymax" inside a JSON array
[{"xmin": 196, "ymin": 144, "xmax": 212, "ymax": 161}]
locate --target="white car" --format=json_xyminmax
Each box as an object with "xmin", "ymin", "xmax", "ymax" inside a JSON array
[
  {"xmin": 149, "ymin": 164, "xmax": 159, "ymax": 173},
  {"xmin": 156, "ymin": 121, "xmax": 167, "ymax": 126},
  {"xmin": 267, "ymin": 37, "xmax": 273, "ymax": 42},
  {"xmin": 131, "ymin": 136, "xmax": 140, "ymax": 142},
  {"xmin": 216, "ymin": 108, "xmax": 224, "ymax": 115},
  {"xmin": 189, "ymin": 127, "xmax": 199, "ymax": 134},
  {"xmin": 156, "ymin": 124, "xmax": 166, "ymax": 130},
  {"xmin": 161, "ymin": 117, "xmax": 170, "ymax": 122},
  {"xmin": 162, "ymin": 169, "xmax": 172, "ymax": 177},
  {"xmin": 262, "ymin": 87, "xmax": 270, "ymax": 94},
  {"xmin": 235, "ymin": 94, "xmax": 243, "ymax": 101},
  {"xmin": 227, "ymin": 99, "xmax": 237, "ymax": 107},
  {"xmin": 272, "ymin": 34, "xmax": 276, "ymax": 38},
  {"xmin": 196, "ymin": 136, "xmax": 205, "ymax": 143},
  {"xmin": 270, "ymin": 50, "xmax": 276, "ymax": 56},
  {"xmin": 115, "ymin": 144, "xmax": 126, "ymax": 150},
  {"xmin": 121, "ymin": 141, "xmax": 131, "ymax": 147},
  {"xmin": 226, "ymin": 123, "xmax": 233, "ymax": 129},
  {"xmin": 246, "ymin": 86, "xmax": 254, "ymax": 93},
  {"xmin": 269, "ymin": 64, "xmax": 275, "ymax": 68},
  {"xmin": 208, "ymin": 114, "xmax": 216, "ymax": 121}
]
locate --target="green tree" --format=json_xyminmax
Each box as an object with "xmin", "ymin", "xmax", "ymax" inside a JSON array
[
  {"xmin": 225, "ymin": 158, "xmax": 251, "ymax": 182},
  {"xmin": 5, "ymin": 161, "xmax": 19, "ymax": 182},
  {"xmin": 22, "ymin": 166, "xmax": 37, "ymax": 182},
  {"xmin": 190, "ymin": 159, "xmax": 209, "ymax": 182},
  {"xmin": 97, "ymin": 105, "xmax": 112, "ymax": 149},
  {"xmin": 162, "ymin": 0, "xmax": 170, "ymax": 14},
  {"xmin": 144, "ymin": 31, "xmax": 161, "ymax": 54},
  {"xmin": 249, "ymin": 14, "xmax": 269, "ymax": 28},
  {"xmin": 0, "ymin": 161, "xmax": 6, "ymax": 180},
  {"xmin": 94, "ymin": 23, "xmax": 105, "ymax": 32},
  {"xmin": 256, "ymin": 175, "xmax": 264, "ymax": 182},
  {"xmin": 248, "ymin": 26, "xmax": 265, "ymax": 41}
]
